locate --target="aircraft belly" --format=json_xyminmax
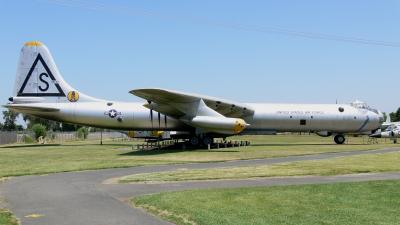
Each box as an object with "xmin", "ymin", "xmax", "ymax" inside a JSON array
[{"xmin": 55, "ymin": 103, "xmax": 189, "ymax": 131}]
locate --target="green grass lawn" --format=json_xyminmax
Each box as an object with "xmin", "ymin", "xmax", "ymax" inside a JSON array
[
  {"xmin": 0, "ymin": 135, "xmax": 394, "ymax": 178},
  {"xmin": 0, "ymin": 209, "xmax": 18, "ymax": 225},
  {"xmin": 133, "ymin": 180, "xmax": 400, "ymax": 225},
  {"xmin": 120, "ymin": 151, "xmax": 400, "ymax": 183}
]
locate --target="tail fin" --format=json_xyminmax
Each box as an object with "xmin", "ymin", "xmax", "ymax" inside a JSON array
[
  {"xmin": 386, "ymin": 114, "xmax": 391, "ymax": 123},
  {"xmin": 13, "ymin": 41, "xmax": 98, "ymax": 103}
]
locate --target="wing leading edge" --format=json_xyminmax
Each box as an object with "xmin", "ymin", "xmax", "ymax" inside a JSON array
[{"xmin": 130, "ymin": 88, "xmax": 254, "ymax": 119}]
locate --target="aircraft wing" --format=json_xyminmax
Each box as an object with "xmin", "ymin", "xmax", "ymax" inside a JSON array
[{"xmin": 130, "ymin": 88, "xmax": 254, "ymax": 119}]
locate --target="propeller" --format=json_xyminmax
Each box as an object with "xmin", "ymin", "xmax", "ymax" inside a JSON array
[
  {"xmin": 147, "ymin": 100, "xmax": 166, "ymax": 129},
  {"xmin": 148, "ymin": 100, "xmax": 154, "ymax": 129},
  {"xmin": 158, "ymin": 112, "xmax": 161, "ymax": 129}
]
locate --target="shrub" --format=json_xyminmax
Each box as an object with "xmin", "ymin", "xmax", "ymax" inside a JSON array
[
  {"xmin": 31, "ymin": 124, "xmax": 47, "ymax": 141},
  {"xmin": 22, "ymin": 134, "xmax": 35, "ymax": 143},
  {"xmin": 77, "ymin": 127, "xmax": 89, "ymax": 140}
]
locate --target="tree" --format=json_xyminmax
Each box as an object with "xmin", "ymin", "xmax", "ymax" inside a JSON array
[
  {"xmin": 389, "ymin": 108, "xmax": 400, "ymax": 122},
  {"xmin": 2, "ymin": 110, "xmax": 18, "ymax": 131},
  {"xmin": 23, "ymin": 114, "xmax": 61, "ymax": 131},
  {"xmin": 61, "ymin": 123, "xmax": 81, "ymax": 132},
  {"xmin": 22, "ymin": 114, "xmax": 79, "ymax": 132},
  {"xmin": 382, "ymin": 112, "xmax": 387, "ymax": 122},
  {"xmin": 31, "ymin": 124, "xmax": 47, "ymax": 140},
  {"xmin": 77, "ymin": 127, "xmax": 89, "ymax": 139},
  {"xmin": 395, "ymin": 107, "xmax": 400, "ymax": 122}
]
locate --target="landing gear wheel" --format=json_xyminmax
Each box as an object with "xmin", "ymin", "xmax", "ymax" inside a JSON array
[
  {"xmin": 202, "ymin": 136, "xmax": 214, "ymax": 146},
  {"xmin": 334, "ymin": 135, "xmax": 346, "ymax": 144},
  {"xmin": 189, "ymin": 136, "xmax": 200, "ymax": 146}
]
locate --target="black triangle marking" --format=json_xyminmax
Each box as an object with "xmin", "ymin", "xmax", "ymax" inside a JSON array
[{"xmin": 17, "ymin": 53, "xmax": 66, "ymax": 97}]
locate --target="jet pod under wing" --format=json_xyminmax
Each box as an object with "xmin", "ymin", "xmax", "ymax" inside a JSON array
[{"xmin": 130, "ymin": 88, "xmax": 254, "ymax": 119}]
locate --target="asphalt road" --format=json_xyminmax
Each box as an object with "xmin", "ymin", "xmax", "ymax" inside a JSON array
[{"xmin": 1, "ymin": 147, "xmax": 400, "ymax": 225}]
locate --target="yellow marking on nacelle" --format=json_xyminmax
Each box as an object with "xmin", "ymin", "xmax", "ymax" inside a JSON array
[
  {"xmin": 127, "ymin": 131, "xmax": 135, "ymax": 138},
  {"xmin": 152, "ymin": 131, "xmax": 164, "ymax": 137},
  {"xmin": 233, "ymin": 119, "xmax": 247, "ymax": 134},
  {"xmin": 25, "ymin": 214, "xmax": 45, "ymax": 219},
  {"xmin": 25, "ymin": 41, "xmax": 43, "ymax": 47}
]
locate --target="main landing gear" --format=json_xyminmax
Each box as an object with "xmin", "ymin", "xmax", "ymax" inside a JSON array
[
  {"xmin": 334, "ymin": 134, "xmax": 346, "ymax": 144},
  {"xmin": 189, "ymin": 136, "xmax": 214, "ymax": 147},
  {"xmin": 189, "ymin": 136, "xmax": 200, "ymax": 146}
]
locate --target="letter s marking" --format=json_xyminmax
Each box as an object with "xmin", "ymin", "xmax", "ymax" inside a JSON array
[{"xmin": 39, "ymin": 73, "xmax": 49, "ymax": 92}]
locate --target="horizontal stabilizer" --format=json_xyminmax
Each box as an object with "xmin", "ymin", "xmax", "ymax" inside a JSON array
[{"xmin": 3, "ymin": 104, "xmax": 60, "ymax": 112}]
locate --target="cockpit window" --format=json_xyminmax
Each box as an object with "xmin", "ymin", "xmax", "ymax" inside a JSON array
[
  {"xmin": 350, "ymin": 100, "xmax": 368, "ymax": 109},
  {"xmin": 350, "ymin": 100, "xmax": 379, "ymax": 114}
]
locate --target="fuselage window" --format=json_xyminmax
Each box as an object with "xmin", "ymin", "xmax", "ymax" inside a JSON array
[
  {"xmin": 339, "ymin": 107, "xmax": 344, "ymax": 112},
  {"xmin": 300, "ymin": 119, "xmax": 306, "ymax": 125}
]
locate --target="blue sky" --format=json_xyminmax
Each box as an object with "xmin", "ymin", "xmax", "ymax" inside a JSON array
[{"xmin": 1, "ymin": 0, "xmax": 399, "ymax": 120}]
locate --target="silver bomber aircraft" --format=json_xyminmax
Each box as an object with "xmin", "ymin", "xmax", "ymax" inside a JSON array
[{"xmin": 4, "ymin": 41, "xmax": 384, "ymax": 145}]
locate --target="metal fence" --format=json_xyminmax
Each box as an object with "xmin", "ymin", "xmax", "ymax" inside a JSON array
[
  {"xmin": 0, "ymin": 132, "xmax": 18, "ymax": 145},
  {"xmin": 0, "ymin": 131, "xmax": 128, "ymax": 145}
]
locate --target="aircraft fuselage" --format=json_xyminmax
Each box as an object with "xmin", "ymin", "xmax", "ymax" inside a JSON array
[{"xmin": 13, "ymin": 101, "xmax": 381, "ymax": 135}]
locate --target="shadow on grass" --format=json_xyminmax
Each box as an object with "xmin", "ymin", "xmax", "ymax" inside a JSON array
[
  {"xmin": 121, "ymin": 149, "xmax": 191, "ymax": 156},
  {"xmin": 250, "ymin": 143, "xmax": 368, "ymax": 147},
  {"xmin": 119, "ymin": 142, "xmax": 372, "ymax": 156},
  {"xmin": 0, "ymin": 143, "xmax": 135, "ymax": 149},
  {"xmin": 0, "ymin": 144, "xmax": 61, "ymax": 149},
  {"xmin": 120, "ymin": 146, "xmax": 240, "ymax": 156}
]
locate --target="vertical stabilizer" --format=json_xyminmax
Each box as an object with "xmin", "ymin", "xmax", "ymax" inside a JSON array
[
  {"xmin": 386, "ymin": 114, "xmax": 391, "ymax": 123},
  {"xmin": 13, "ymin": 41, "xmax": 99, "ymax": 103}
]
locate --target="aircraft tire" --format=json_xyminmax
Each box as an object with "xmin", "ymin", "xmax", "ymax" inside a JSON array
[
  {"xmin": 202, "ymin": 136, "xmax": 214, "ymax": 146},
  {"xmin": 189, "ymin": 136, "xmax": 200, "ymax": 146},
  {"xmin": 334, "ymin": 135, "xmax": 346, "ymax": 144}
]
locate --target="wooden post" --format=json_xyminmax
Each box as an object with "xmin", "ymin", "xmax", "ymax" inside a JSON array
[{"xmin": 100, "ymin": 130, "xmax": 103, "ymax": 145}]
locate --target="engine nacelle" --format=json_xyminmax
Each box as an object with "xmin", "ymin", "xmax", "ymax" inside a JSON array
[
  {"xmin": 127, "ymin": 131, "xmax": 166, "ymax": 139},
  {"xmin": 316, "ymin": 131, "xmax": 332, "ymax": 137},
  {"xmin": 190, "ymin": 116, "xmax": 248, "ymax": 135}
]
